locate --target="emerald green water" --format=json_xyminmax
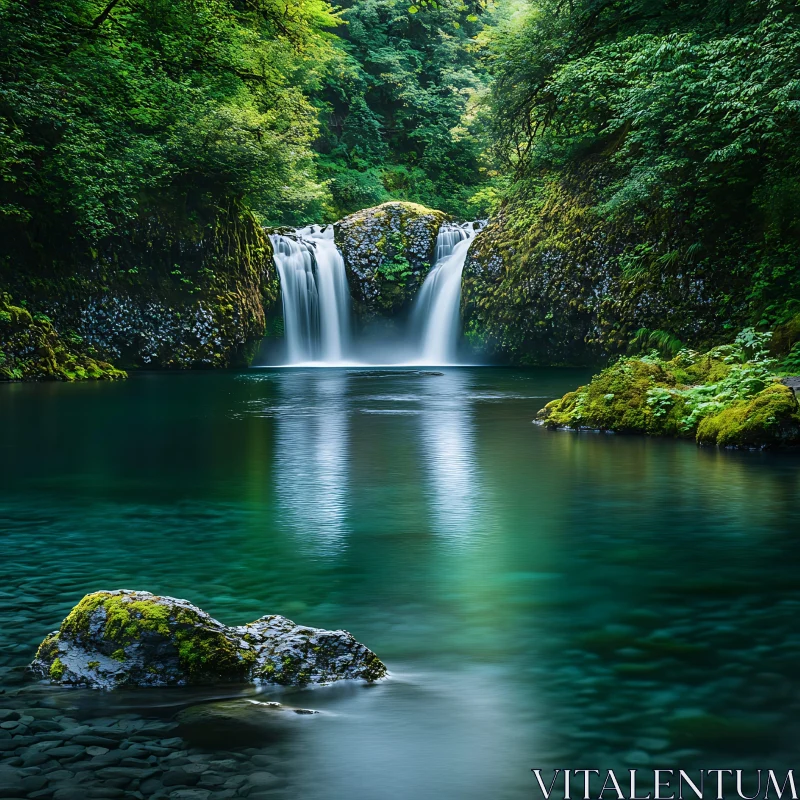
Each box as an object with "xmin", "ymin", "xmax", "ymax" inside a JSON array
[{"xmin": 2, "ymin": 368, "xmax": 800, "ymax": 798}]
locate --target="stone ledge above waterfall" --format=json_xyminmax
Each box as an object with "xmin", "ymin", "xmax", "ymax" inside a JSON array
[{"xmin": 334, "ymin": 202, "xmax": 449, "ymax": 323}]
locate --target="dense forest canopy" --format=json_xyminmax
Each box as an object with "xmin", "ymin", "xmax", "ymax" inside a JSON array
[
  {"xmin": 483, "ymin": 0, "xmax": 800, "ymax": 327},
  {"xmin": 314, "ymin": 0, "xmax": 493, "ymax": 218},
  {"xmin": 1, "ymin": 0, "xmax": 799, "ymax": 367}
]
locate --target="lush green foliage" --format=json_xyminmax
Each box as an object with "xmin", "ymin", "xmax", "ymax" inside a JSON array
[
  {"xmin": 480, "ymin": 0, "xmax": 800, "ymax": 338},
  {"xmin": 315, "ymin": 0, "xmax": 495, "ymax": 218},
  {"xmin": 0, "ymin": 0, "xmax": 337, "ymax": 253},
  {"xmin": 537, "ymin": 328, "xmax": 800, "ymax": 447}
]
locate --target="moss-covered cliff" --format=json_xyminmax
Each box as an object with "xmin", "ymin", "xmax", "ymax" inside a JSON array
[
  {"xmin": 334, "ymin": 202, "xmax": 448, "ymax": 325},
  {"xmin": 461, "ymin": 179, "xmax": 751, "ymax": 367},
  {"xmin": 0, "ymin": 294, "xmax": 125, "ymax": 381},
  {"xmin": 1, "ymin": 207, "xmax": 279, "ymax": 373}
]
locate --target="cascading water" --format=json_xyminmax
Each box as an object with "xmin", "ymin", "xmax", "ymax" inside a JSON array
[
  {"xmin": 269, "ymin": 225, "xmax": 352, "ymax": 364},
  {"xmin": 410, "ymin": 222, "xmax": 478, "ymax": 365}
]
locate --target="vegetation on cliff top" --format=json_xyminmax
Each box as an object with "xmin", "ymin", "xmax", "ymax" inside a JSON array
[
  {"xmin": 315, "ymin": 0, "xmax": 496, "ymax": 219},
  {"xmin": 462, "ymin": 0, "xmax": 800, "ymax": 364}
]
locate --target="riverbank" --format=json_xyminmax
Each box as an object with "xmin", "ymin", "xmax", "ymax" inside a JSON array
[{"xmin": 536, "ymin": 328, "xmax": 800, "ymax": 449}]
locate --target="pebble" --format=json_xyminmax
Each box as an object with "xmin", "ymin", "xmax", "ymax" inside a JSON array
[
  {"xmin": 251, "ymin": 754, "xmax": 279, "ymax": 768},
  {"xmin": 25, "ymin": 709, "xmax": 60, "ymax": 720},
  {"xmin": 163, "ymin": 767, "xmax": 200, "ymax": 787},
  {"xmin": 0, "ymin": 766, "xmax": 24, "ymax": 793},
  {"xmin": 86, "ymin": 789, "xmax": 126, "ymax": 798},
  {"xmin": 247, "ymin": 771, "xmax": 283, "ymax": 789},
  {"xmin": 31, "ymin": 720, "xmax": 63, "ymax": 733},
  {"xmin": 624, "ymin": 750, "xmax": 651, "ymax": 765},
  {"xmin": 85, "ymin": 746, "xmax": 108, "ymax": 756},
  {"xmin": 73, "ymin": 734, "xmax": 120, "ymax": 747},
  {"xmin": 21, "ymin": 775, "xmax": 48, "ymax": 792},
  {"xmin": 46, "ymin": 745, "xmax": 87, "ymax": 758},
  {"xmin": 53, "ymin": 789, "xmax": 88, "ymax": 800}
]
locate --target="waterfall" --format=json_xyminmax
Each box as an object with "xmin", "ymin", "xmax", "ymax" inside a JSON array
[
  {"xmin": 411, "ymin": 222, "xmax": 478, "ymax": 365},
  {"xmin": 269, "ymin": 225, "xmax": 352, "ymax": 364}
]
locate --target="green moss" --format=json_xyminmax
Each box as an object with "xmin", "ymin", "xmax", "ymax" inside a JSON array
[
  {"xmin": 35, "ymin": 632, "xmax": 60, "ymax": 664},
  {"xmin": 0, "ymin": 293, "xmax": 126, "ymax": 382},
  {"xmin": 538, "ymin": 357, "xmax": 688, "ymax": 436},
  {"xmin": 538, "ymin": 332, "xmax": 800, "ymax": 448},
  {"xmin": 60, "ymin": 591, "xmax": 254, "ymax": 684},
  {"xmin": 49, "ymin": 658, "xmax": 65, "ymax": 681},
  {"xmin": 175, "ymin": 626, "xmax": 252, "ymax": 681},
  {"xmin": 87, "ymin": 660, "xmax": 100, "ymax": 669},
  {"xmin": 770, "ymin": 313, "xmax": 800, "ymax": 357},
  {"xmin": 696, "ymin": 383, "xmax": 800, "ymax": 448}
]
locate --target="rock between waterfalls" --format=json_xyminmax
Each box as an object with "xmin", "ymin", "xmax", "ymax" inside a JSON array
[{"xmin": 30, "ymin": 590, "xmax": 387, "ymax": 689}]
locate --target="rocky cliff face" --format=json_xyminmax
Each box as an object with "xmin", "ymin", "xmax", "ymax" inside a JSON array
[
  {"xmin": 0, "ymin": 294, "xmax": 126, "ymax": 381},
  {"xmin": 1, "ymin": 209, "xmax": 279, "ymax": 376},
  {"xmin": 334, "ymin": 202, "xmax": 448, "ymax": 325},
  {"xmin": 461, "ymin": 202, "xmax": 736, "ymax": 367}
]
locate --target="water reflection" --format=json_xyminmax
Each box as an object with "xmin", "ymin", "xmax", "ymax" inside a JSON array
[
  {"xmin": 3, "ymin": 368, "xmax": 800, "ymax": 800},
  {"xmin": 417, "ymin": 371, "xmax": 484, "ymax": 543},
  {"xmin": 273, "ymin": 371, "xmax": 351, "ymax": 555}
]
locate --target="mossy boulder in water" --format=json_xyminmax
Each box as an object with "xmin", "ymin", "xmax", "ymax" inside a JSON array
[
  {"xmin": 536, "ymin": 335, "xmax": 800, "ymax": 449},
  {"xmin": 334, "ymin": 201, "xmax": 448, "ymax": 322},
  {"xmin": 696, "ymin": 383, "xmax": 800, "ymax": 448},
  {"xmin": 0, "ymin": 293, "xmax": 125, "ymax": 381},
  {"xmin": 30, "ymin": 590, "xmax": 387, "ymax": 689}
]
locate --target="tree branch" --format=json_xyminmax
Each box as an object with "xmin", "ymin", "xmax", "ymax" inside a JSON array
[{"xmin": 92, "ymin": 0, "xmax": 123, "ymax": 28}]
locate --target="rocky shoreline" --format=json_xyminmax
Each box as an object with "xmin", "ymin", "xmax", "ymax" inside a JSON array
[{"xmin": 0, "ymin": 691, "xmax": 314, "ymax": 800}]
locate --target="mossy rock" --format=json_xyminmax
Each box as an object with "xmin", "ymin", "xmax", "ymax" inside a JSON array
[
  {"xmin": 1, "ymin": 206, "xmax": 277, "ymax": 372},
  {"xmin": 30, "ymin": 590, "xmax": 386, "ymax": 689},
  {"xmin": 536, "ymin": 357, "xmax": 691, "ymax": 436},
  {"xmin": 460, "ymin": 165, "xmax": 758, "ymax": 367},
  {"xmin": 0, "ymin": 293, "xmax": 126, "ymax": 382},
  {"xmin": 536, "ymin": 341, "xmax": 800, "ymax": 448},
  {"xmin": 334, "ymin": 202, "xmax": 449, "ymax": 322},
  {"xmin": 696, "ymin": 383, "xmax": 800, "ymax": 448}
]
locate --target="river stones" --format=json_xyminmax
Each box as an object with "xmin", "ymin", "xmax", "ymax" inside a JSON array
[{"xmin": 30, "ymin": 590, "xmax": 386, "ymax": 689}]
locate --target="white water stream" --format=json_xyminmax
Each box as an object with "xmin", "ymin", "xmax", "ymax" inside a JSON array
[
  {"xmin": 269, "ymin": 220, "xmax": 478, "ymax": 366},
  {"xmin": 269, "ymin": 225, "xmax": 352, "ymax": 364},
  {"xmin": 410, "ymin": 222, "xmax": 478, "ymax": 365}
]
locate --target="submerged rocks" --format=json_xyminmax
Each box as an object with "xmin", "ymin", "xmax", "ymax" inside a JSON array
[
  {"xmin": 30, "ymin": 590, "xmax": 386, "ymax": 689},
  {"xmin": 334, "ymin": 201, "xmax": 448, "ymax": 322}
]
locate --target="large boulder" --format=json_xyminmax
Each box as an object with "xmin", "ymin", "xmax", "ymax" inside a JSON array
[
  {"xmin": 334, "ymin": 201, "xmax": 448, "ymax": 323},
  {"xmin": 30, "ymin": 590, "xmax": 386, "ymax": 689}
]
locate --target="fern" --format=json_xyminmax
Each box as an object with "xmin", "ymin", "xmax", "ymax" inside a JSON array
[{"xmin": 629, "ymin": 328, "xmax": 684, "ymax": 358}]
